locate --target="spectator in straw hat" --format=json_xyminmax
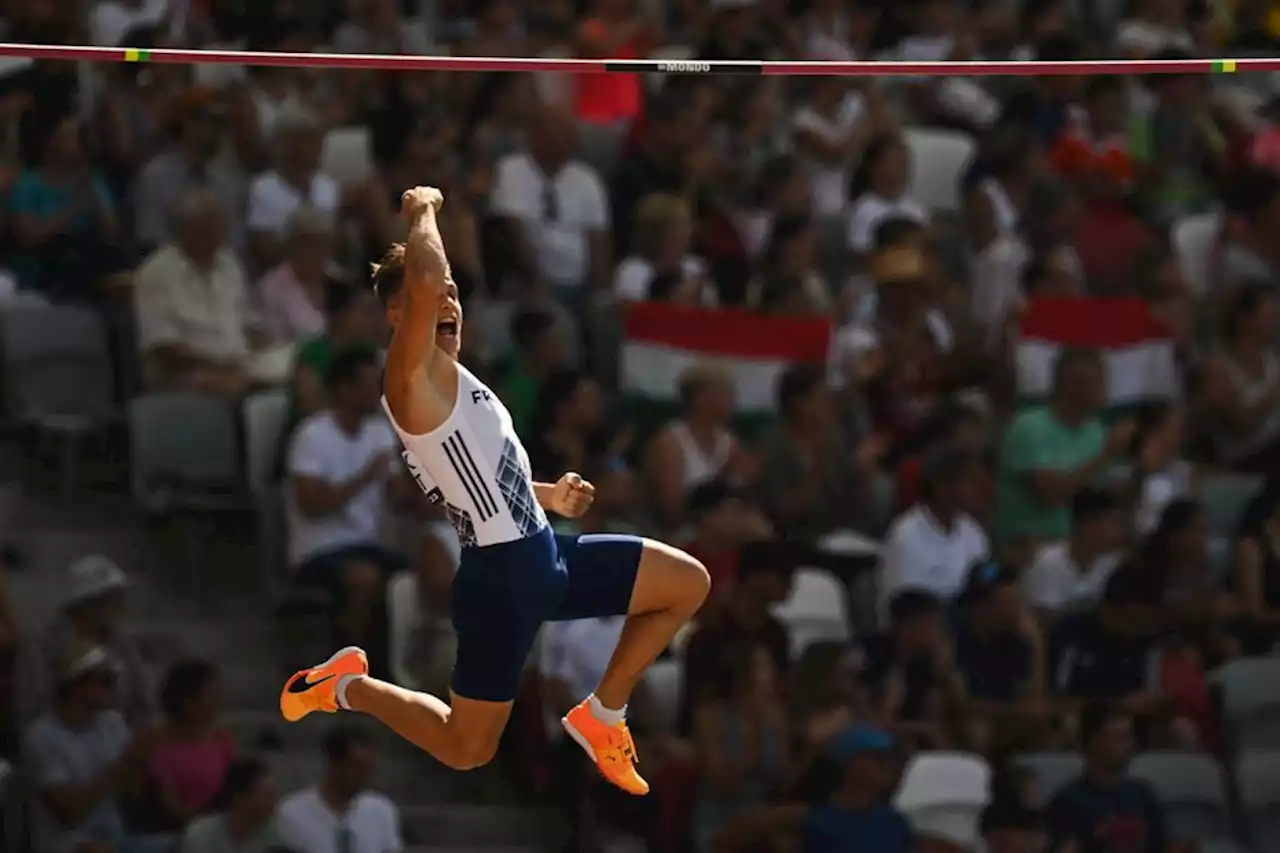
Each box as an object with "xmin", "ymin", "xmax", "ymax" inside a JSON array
[{"xmin": 16, "ymin": 555, "xmax": 154, "ymax": 727}]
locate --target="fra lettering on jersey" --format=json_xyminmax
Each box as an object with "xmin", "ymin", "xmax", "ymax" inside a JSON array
[{"xmin": 471, "ymin": 389, "xmax": 492, "ymax": 404}]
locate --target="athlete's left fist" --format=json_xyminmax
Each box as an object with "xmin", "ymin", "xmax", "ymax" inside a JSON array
[{"xmin": 550, "ymin": 472, "xmax": 595, "ymax": 518}]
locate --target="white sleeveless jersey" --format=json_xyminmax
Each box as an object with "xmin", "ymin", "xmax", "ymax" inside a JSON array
[{"xmin": 383, "ymin": 364, "xmax": 549, "ymax": 549}]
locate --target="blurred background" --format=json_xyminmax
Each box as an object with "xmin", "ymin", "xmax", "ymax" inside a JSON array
[{"xmin": 5, "ymin": 0, "xmax": 1280, "ymax": 851}]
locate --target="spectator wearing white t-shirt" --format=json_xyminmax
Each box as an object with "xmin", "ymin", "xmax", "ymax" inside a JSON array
[
  {"xmin": 246, "ymin": 111, "xmax": 340, "ymax": 272},
  {"xmin": 614, "ymin": 194, "xmax": 716, "ymax": 306},
  {"xmin": 879, "ymin": 446, "xmax": 990, "ymax": 620},
  {"xmin": 792, "ymin": 78, "xmax": 892, "ymax": 219},
  {"xmin": 286, "ymin": 347, "xmax": 407, "ymax": 653},
  {"xmin": 277, "ymin": 726, "xmax": 401, "ymax": 853},
  {"xmin": 846, "ymin": 134, "xmax": 929, "ymax": 257},
  {"xmin": 490, "ymin": 105, "xmax": 611, "ymax": 304},
  {"xmin": 1022, "ymin": 489, "xmax": 1125, "ymax": 619}
]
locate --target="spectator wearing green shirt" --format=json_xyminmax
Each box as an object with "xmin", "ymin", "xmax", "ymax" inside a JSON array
[
  {"xmin": 997, "ymin": 349, "xmax": 1134, "ymax": 549},
  {"xmin": 497, "ymin": 307, "xmax": 568, "ymax": 438},
  {"xmin": 285, "ymin": 279, "xmax": 387, "ymax": 443}
]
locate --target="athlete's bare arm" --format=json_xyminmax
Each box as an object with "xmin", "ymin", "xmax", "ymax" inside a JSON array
[{"xmin": 384, "ymin": 186, "xmax": 452, "ymax": 435}]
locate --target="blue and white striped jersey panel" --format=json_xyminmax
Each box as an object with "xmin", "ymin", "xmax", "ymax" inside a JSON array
[{"xmin": 384, "ymin": 364, "xmax": 548, "ymax": 549}]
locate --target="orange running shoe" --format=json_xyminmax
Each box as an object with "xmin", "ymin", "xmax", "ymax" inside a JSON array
[
  {"xmin": 562, "ymin": 700, "xmax": 649, "ymax": 796},
  {"xmin": 279, "ymin": 646, "xmax": 368, "ymax": 722}
]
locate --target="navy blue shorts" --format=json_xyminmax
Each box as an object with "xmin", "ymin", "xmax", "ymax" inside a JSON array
[{"xmin": 450, "ymin": 526, "xmax": 643, "ymax": 702}]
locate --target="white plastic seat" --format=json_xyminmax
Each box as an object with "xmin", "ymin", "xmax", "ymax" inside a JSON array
[
  {"xmin": 904, "ymin": 129, "xmax": 976, "ymax": 214},
  {"xmin": 320, "ymin": 127, "xmax": 373, "ymax": 187},
  {"xmin": 895, "ymin": 752, "xmax": 991, "ymax": 850},
  {"xmin": 242, "ymin": 389, "xmax": 288, "ymax": 498},
  {"xmin": 1171, "ymin": 213, "xmax": 1221, "ymax": 300},
  {"xmin": 1129, "ymin": 751, "xmax": 1230, "ymax": 842},
  {"xmin": 1214, "ymin": 657, "xmax": 1280, "ymax": 750},
  {"xmin": 772, "ymin": 567, "xmax": 850, "ymax": 654}
]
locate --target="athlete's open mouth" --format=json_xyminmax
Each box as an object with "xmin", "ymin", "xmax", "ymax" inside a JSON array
[{"xmin": 437, "ymin": 320, "xmax": 458, "ymax": 337}]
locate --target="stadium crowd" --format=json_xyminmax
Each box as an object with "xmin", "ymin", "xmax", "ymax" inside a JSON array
[{"xmin": 7, "ymin": 0, "xmax": 1280, "ymax": 851}]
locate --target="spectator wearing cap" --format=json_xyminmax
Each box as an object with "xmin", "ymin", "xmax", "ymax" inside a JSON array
[
  {"xmin": 256, "ymin": 206, "xmax": 338, "ymax": 345},
  {"xmin": 880, "ymin": 446, "xmax": 989, "ymax": 615},
  {"xmin": 980, "ymin": 798, "xmax": 1044, "ymax": 853},
  {"xmin": 133, "ymin": 187, "xmax": 256, "ymax": 397},
  {"xmin": 799, "ymin": 726, "xmax": 910, "ymax": 853},
  {"xmin": 645, "ymin": 363, "xmax": 748, "ymax": 529},
  {"xmin": 276, "ymin": 726, "xmax": 401, "ymax": 853},
  {"xmin": 490, "ymin": 103, "xmax": 611, "ymax": 306},
  {"xmin": 22, "ymin": 642, "xmax": 152, "ymax": 853},
  {"xmin": 133, "ymin": 87, "xmax": 242, "ymax": 253},
  {"xmin": 680, "ymin": 542, "xmax": 792, "ymax": 735},
  {"xmin": 1022, "ymin": 489, "xmax": 1125, "ymax": 620},
  {"xmin": 495, "ymin": 308, "xmax": 569, "ymax": 438},
  {"xmin": 16, "ymin": 555, "xmax": 154, "ymax": 726},
  {"xmin": 955, "ymin": 560, "xmax": 1048, "ymax": 752},
  {"xmin": 180, "ymin": 758, "xmax": 283, "ymax": 853},
  {"xmin": 861, "ymin": 590, "xmax": 960, "ymax": 749},
  {"xmin": 997, "ymin": 348, "xmax": 1133, "ymax": 547},
  {"xmin": 1045, "ymin": 703, "xmax": 1166, "ymax": 853}
]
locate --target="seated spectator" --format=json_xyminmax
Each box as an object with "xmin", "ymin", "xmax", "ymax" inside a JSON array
[
  {"xmin": 494, "ymin": 308, "xmax": 569, "ymax": 438},
  {"xmin": 799, "ymin": 726, "xmax": 910, "ymax": 853},
  {"xmin": 524, "ymin": 368, "xmax": 605, "ymax": 484},
  {"xmin": 245, "ymin": 110, "xmax": 339, "ymax": 271},
  {"xmin": 955, "ymin": 561, "xmax": 1048, "ymax": 752},
  {"xmin": 1233, "ymin": 480, "xmax": 1280, "ymax": 653},
  {"xmin": 133, "ymin": 188, "xmax": 256, "ymax": 396},
  {"xmin": 893, "ymin": 400, "xmax": 991, "ymax": 515},
  {"xmin": 880, "ymin": 446, "xmax": 990, "ymax": 613},
  {"xmin": 489, "ymin": 104, "xmax": 611, "ymax": 303},
  {"xmin": 17, "ymin": 555, "xmax": 154, "ymax": 726},
  {"xmin": 1130, "ymin": 403, "xmax": 1192, "ymax": 535},
  {"xmin": 1047, "ymin": 77, "xmax": 1136, "ymax": 208},
  {"xmin": 1045, "ymin": 703, "xmax": 1167, "ymax": 853},
  {"xmin": 997, "ymin": 348, "xmax": 1132, "ymax": 549},
  {"xmin": 846, "ymin": 133, "xmax": 929, "ymax": 258},
  {"xmin": 23, "ymin": 643, "xmax": 150, "ymax": 853},
  {"xmin": 759, "ymin": 364, "xmax": 879, "ymax": 539},
  {"xmin": 748, "ymin": 214, "xmax": 832, "ymax": 315},
  {"xmin": 1219, "ymin": 171, "xmax": 1280, "ymax": 293},
  {"xmin": 180, "ymin": 758, "xmax": 282, "ymax": 853},
  {"xmin": 693, "ymin": 645, "xmax": 791, "ymax": 850},
  {"xmin": 979, "ymin": 797, "xmax": 1045, "ymax": 853},
  {"xmin": 609, "ymin": 92, "xmax": 693, "ymax": 257},
  {"xmin": 644, "ymin": 363, "xmax": 746, "ymax": 528},
  {"xmin": 286, "ymin": 280, "xmax": 387, "ymax": 442},
  {"xmin": 680, "ymin": 546, "xmax": 792, "ymax": 734},
  {"xmin": 738, "ymin": 155, "xmax": 813, "ymax": 261},
  {"xmin": 141, "ymin": 659, "xmax": 235, "ymax": 830},
  {"xmin": 1023, "ymin": 489, "xmax": 1125, "ymax": 619},
  {"xmin": 1048, "ymin": 568, "xmax": 1165, "ymax": 727},
  {"xmin": 679, "ymin": 481, "xmax": 774, "ymax": 595},
  {"xmin": 862, "ymin": 590, "xmax": 959, "ymax": 749},
  {"xmin": 614, "ymin": 194, "xmax": 716, "ymax": 306},
  {"xmin": 257, "ymin": 206, "xmax": 337, "ymax": 345},
  {"xmin": 276, "ymin": 726, "xmax": 402, "ymax": 853},
  {"xmin": 286, "ymin": 347, "xmax": 408, "ymax": 657},
  {"xmin": 9, "ymin": 109, "xmax": 124, "ymax": 298},
  {"xmin": 791, "ymin": 77, "xmax": 890, "ymax": 220}
]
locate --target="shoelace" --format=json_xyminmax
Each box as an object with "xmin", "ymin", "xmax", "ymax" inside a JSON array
[{"xmin": 614, "ymin": 723, "xmax": 638, "ymax": 766}]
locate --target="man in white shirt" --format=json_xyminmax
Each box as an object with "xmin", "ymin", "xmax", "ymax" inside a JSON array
[
  {"xmin": 490, "ymin": 105, "xmax": 611, "ymax": 303},
  {"xmin": 277, "ymin": 726, "xmax": 401, "ymax": 853},
  {"xmin": 879, "ymin": 446, "xmax": 990, "ymax": 620},
  {"xmin": 1022, "ymin": 488, "xmax": 1124, "ymax": 619},
  {"xmin": 247, "ymin": 110, "xmax": 340, "ymax": 271},
  {"xmin": 286, "ymin": 346, "xmax": 409, "ymax": 655}
]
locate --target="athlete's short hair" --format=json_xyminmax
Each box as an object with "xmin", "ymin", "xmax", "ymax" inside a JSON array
[{"xmin": 371, "ymin": 243, "xmax": 406, "ymax": 306}]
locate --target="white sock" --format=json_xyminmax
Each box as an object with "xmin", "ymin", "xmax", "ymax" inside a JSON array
[
  {"xmin": 587, "ymin": 694, "xmax": 626, "ymax": 726},
  {"xmin": 336, "ymin": 674, "xmax": 364, "ymax": 711}
]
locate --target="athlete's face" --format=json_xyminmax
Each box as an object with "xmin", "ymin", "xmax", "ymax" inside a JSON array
[{"xmin": 435, "ymin": 278, "xmax": 463, "ymax": 358}]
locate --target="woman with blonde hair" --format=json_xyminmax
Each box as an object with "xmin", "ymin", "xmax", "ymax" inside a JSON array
[{"xmin": 613, "ymin": 193, "xmax": 716, "ymax": 305}]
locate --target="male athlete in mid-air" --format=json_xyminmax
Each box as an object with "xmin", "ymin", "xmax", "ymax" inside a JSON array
[{"xmin": 280, "ymin": 186, "xmax": 711, "ymax": 795}]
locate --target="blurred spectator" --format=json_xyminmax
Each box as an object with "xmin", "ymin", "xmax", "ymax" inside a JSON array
[
  {"xmin": 245, "ymin": 111, "xmax": 339, "ymax": 270},
  {"xmin": 749, "ymin": 214, "xmax": 832, "ymax": 315},
  {"xmin": 979, "ymin": 798, "xmax": 1044, "ymax": 853},
  {"xmin": 880, "ymin": 446, "xmax": 990, "ymax": 612},
  {"xmin": 615, "ymin": 193, "xmax": 714, "ymax": 305},
  {"xmin": 1022, "ymin": 489, "xmax": 1125, "ymax": 619},
  {"xmin": 23, "ymin": 642, "xmax": 152, "ymax": 853},
  {"xmin": 525, "ymin": 368, "xmax": 605, "ymax": 483},
  {"xmin": 257, "ymin": 206, "xmax": 337, "ymax": 345},
  {"xmin": 333, "ymin": 0, "xmax": 431, "ymax": 55},
  {"xmin": 276, "ymin": 726, "xmax": 402, "ymax": 853},
  {"xmin": 133, "ymin": 188, "xmax": 255, "ymax": 396},
  {"xmin": 1220, "ymin": 170, "xmax": 1280, "ymax": 292},
  {"xmin": 180, "ymin": 758, "xmax": 282, "ymax": 853},
  {"xmin": 18, "ymin": 555, "xmax": 155, "ymax": 726},
  {"xmin": 846, "ymin": 133, "xmax": 929, "ymax": 258},
  {"xmin": 792, "ymin": 79, "xmax": 890, "ymax": 221},
  {"xmin": 799, "ymin": 726, "xmax": 910, "ymax": 853},
  {"xmin": 1130, "ymin": 403, "xmax": 1192, "ymax": 535},
  {"xmin": 692, "ymin": 644, "xmax": 790, "ymax": 849},
  {"xmin": 89, "ymin": 0, "xmax": 169, "ymax": 47},
  {"xmin": 1142, "ymin": 499, "xmax": 1234, "ymax": 663},
  {"xmin": 139, "ymin": 659, "xmax": 235, "ymax": 830},
  {"xmin": 1047, "ymin": 77, "xmax": 1136, "ymax": 208},
  {"xmin": 490, "ymin": 104, "xmax": 611, "ymax": 303},
  {"xmin": 892, "ymin": 401, "xmax": 990, "ymax": 514},
  {"xmin": 1045, "ymin": 703, "xmax": 1167, "ymax": 853},
  {"xmin": 610, "ymin": 92, "xmax": 693, "ymax": 255},
  {"xmin": 495, "ymin": 307, "xmax": 570, "ymax": 438},
  {"xmin": 1233, "ymin": 480, "xmax": 1280, "ymax": 653},
  {"xmin": 573, "ymin": 0, "xmax": 656, "ymax": 128},
  {"xmin": 286, "ymin": 346, "xmax": 407, "ymax": 656},
  {"xmin": 997, "ymin": 348, "xmax": 1131, "ymax": 547}
]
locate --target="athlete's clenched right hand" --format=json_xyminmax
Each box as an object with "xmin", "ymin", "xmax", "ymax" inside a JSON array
[{"xmin": 401, "ymin": 186, "xmax": 444, "ymax": 221}]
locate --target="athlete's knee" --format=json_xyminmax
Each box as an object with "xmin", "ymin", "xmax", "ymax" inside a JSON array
[
  {"xmin": 640, "ymin": 541, "xmax": 710, "ymax": 610},
  {"xmin": 439, "ymin": 733, "xmax": 500, "ymax": 771}
]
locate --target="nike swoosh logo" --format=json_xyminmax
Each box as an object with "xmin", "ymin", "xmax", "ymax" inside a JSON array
[{"xmin": 287, "ymin": 673, "xmax": 335, "ymax": 694}]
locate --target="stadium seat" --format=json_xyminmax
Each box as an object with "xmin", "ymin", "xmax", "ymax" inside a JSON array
[
  {"xmin": 1129, "ymin": 751, "xmax": 1231, "ymax": 842},
  {"xmin": 895, "ymin": 752, "xmax": 991, "ymax": 850},
  {"xmin": 2, "ymin": 303, "xmax": 117, "ymax": 497},
  {"xmin": 643, "ymin": 659, "xmax": 681, "ymax": 735},
  {"xmin": 320, "ymin": 127, "xmax": 374, "ymax": 187},
  {"xmin": 1214, "ymin": 657, "xmax": 1280, "ymax": 750},
  {"xmin": 772, "ymin": 567, "xmax": 851, "ymax": 654},
  {"xmin": 242, "ymin": 389, "xmax": 289, "ymax": 498},
  {"xmin": 1014, "ymin": 752, "xmax": 1084, "ymax": 800},
  {"xmin": 1171, "ymin": 212, "xmax": 1221, "ymax": 300},
  {"xmin": 1236, "ymin": 750, "xmax": 1280, "ymax": 852},
  {"xmin": 1198, "ymin": 474, "xmax": 1264, "ymax": 540},
  {"xmin": 388, "ymin": 571, "xmax": 424, "ymax": 691},
  {"xmin": 904, "ymin": 129, "xmax": 976, "ymax": 214},
  {"xmin": 129, "ymin": 391, "xmax": 246, "ymax": 514}
]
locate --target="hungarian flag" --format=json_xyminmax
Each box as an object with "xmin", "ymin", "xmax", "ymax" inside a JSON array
[
  {"xmin": 1016, "ymin": 297, "xmax": 1180, "ymax": 408},
  {"xmin": 620, "ymin": 302, "xmax": 833, "ymax": 433}
]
